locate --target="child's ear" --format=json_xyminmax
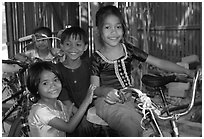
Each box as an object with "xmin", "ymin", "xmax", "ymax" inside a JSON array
[
  {"xmin": 94, "ymin": 27, "xmax": 100, "ymax": 37},
  {"xmin": 59, "ymin": 43, "xmax": 63, "ymax": 48},
  {"xmin": 84, "ymin": 44, "xmax": 88, "ymax": 51}
]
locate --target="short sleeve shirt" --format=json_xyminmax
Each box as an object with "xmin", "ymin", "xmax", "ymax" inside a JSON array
[
  {"xmin": 91, "ymin": 43, "xmax": 148, "ymax": 90},
  {"xmin": 28, "ymin": 100, "xmax": 70, "ymax": 137},
  {"xmin": 57, "ymin": 59, "xmax": 91, "ymax": 108}
]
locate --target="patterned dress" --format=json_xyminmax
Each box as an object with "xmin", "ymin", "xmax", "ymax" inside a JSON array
[
  {"xmin": 28, "ymin": 100, "xmax": 70, "ymax": 137},
  {"xmin": 91, "ymin": 43, "xmax": 148, "ymax": 89},
  {"xmin": 91, "ymin": 43, "xmax": 148, "ymax": 137}
]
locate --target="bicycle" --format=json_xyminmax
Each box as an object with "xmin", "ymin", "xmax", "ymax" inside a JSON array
[
  {"xmin": 121, "ymin": 68, "xmax": 201, "ymax": 137},
  {"xmin": 2, "ymin": 33, "xmax": 64, "ymax": 136},
  {"xmin": 2, "ymin": 58, "xmax": 62, "ymax": 137},
  {"xmin": 2, "ymin": 59, "xmax": 33, "ymax": 137}
]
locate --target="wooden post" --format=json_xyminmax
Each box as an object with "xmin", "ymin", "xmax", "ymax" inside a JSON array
[{"xmin": 5, "ymin": 2, "xmax": 15, "ymax": 58}]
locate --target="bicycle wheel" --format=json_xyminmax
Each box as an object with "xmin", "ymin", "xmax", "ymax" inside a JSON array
[
  {"xmin": 142, "ymin": 116, "xmax": 172, "ymax": 137},
  {"xmin": 143, "ymin": 122, "xmax": 171, "ymax": 137},
  {"xmin": 143, "ymin": 121, "xmax": 160, "ymax": 137},
  {"xmin": 8, "ymin": 117, "xmax": 30, "ymax": 137}
]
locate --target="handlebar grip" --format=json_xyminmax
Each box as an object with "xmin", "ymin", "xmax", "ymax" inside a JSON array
[
  {"xmin": 2, "ymin": 60, "xmax": 28, "ymax": 70},
  {"xmin": 2, "ymin": 60, "xmax": 20, "ymax": 65}
]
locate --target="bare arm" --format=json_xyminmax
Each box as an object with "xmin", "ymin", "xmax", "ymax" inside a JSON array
[
  {"xmin": 90, "ymin": 75, "xmax": 112, "ymax": 97},
  {"xmin": 146, "ymin": 55, "xmax": 194, "ymax": 77},
  {"xmin": 14, "ymin": 53, "xmax": 28, "ymax": 62},
  {"xmin": 62, "ymin": 100, "xmax": 78, "ymax": 115},
  {"xmin": 90, "ymin": 75, "xmax": 123, "ymax": 103},
  {"xmin": 48, "ymin": 87, "xmax": 93, "ymax": 133}
]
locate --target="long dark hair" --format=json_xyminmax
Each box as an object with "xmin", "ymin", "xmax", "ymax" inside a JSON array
[{"xmin": 27, "ymin": 61, "xmax": 62, "ymax": 100}]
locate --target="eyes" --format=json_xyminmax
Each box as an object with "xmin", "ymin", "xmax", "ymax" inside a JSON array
[
  {"xmin": 40, "ymin": 76, "xmax": 60, "ymax": 86},
  {"xmin": 36, "ymin": 39, "xmax": 47, "ymax": 42},
  {"xmin": 64, "ymin": 42, "xmax": 83, "ymax": 47},
  {"xmin": 62, "ymin": 40, "xmax": 84, "ymax": 51},
  {"xmin": 103, "ymin": 24, "xmax": 123, "ymax": 30}
]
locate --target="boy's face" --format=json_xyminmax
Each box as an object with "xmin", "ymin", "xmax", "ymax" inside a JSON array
[
  {"xmin": 35, "ymin": 39, "xmax": 50, "ymax": 50},
  {"xmin": 61, "ymin": 34, "xmax": 88, "ymax": 60},
  {"xmin": 35, "ymin": 32, "xmax": 51, "ymax": 50}
]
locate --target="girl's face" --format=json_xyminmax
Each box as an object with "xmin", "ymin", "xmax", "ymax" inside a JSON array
[
  {"xmin": 38, "ymin": 70, "xmax": 62, "ymax": 100},
  {"xmin": 61, "ymin": 34, "xmax": 87, "ymax": 60},
  {"xmin": 101, "ymin": 14, "xmax": 124, "ymax": 47}
]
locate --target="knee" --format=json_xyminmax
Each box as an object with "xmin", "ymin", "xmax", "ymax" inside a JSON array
[{"xmin": 120, "ymin": 123, "xmax": 143, "ymax": 137}]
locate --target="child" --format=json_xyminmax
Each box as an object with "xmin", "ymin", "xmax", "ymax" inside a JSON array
[
  {"xmin": 56, "ymin": 27, "xmax": 95, "ymax": 136},
  {"xmin": 15, "ymin": 27, "xmax": 63, "ymax": 62},
  {"xmin": 90, "ymin": 5, "xmax": 194, "ymax": 137},
  {"xmin": 27, "ymin": 61, "xmax": 93, "ymax": 137}
]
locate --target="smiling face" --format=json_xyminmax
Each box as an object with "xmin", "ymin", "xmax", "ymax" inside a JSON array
[
  {"xmin": 61, "ymin": 34, "xmax": 88, "ymax": 60},
  {"xmin": 38, "ymin": 70, "xmax": 62, "ymax": 100},
  {"xmin": 35, "ymin": 39, "xmax": 50, "ymax": 50},
  {"xmin": 34, "ymin": 31, "xmax": 51, "ymax": 50},
  {"xmin": 100, "ymin": 14, "xmax": 124, "ymax": 48}
]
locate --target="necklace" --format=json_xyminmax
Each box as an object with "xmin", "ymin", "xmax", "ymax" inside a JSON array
[{"xmin": 100, "ymin": 43, "xmax": 124, "ymax": 61}]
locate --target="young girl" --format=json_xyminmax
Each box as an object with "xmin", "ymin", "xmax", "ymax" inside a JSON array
[
  {"xmin": 90, "ymin": 5, "xmax": 194, "ymax": 137},
  {"xmin": 27, "ymin": 61, "xmax": 93, "ymax": 137}
]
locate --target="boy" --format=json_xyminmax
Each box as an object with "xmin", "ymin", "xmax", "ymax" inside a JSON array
[
  {"xmin": 15, "ymin": 27, "xmax": 62, "ymax": 62},
  {"xmin": 56, "ymin": 26, "xmax": 95, "ymax": 136}
]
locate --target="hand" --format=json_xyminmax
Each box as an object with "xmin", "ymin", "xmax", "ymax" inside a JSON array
[
  {"xmin": 188, "ymin": 70, "xmax": 196, "ymax": 78},
  {"xmin": 15, "ymin": 54, "xmax": 31, "ymax": 63},
  {"xmin": 105, "ymin": 89, "xmax": 126, "ymax": 104},
  {"xmin": 67, "ymin": 103, "xmax": 75, "ymax": 118},
  {"xmin": 120, "ymin": 89, "xmax": 132, "ymax": 101},
  {"xmin": 57, "ymin": 49, "xmax": 65, "ymax": 57},
  {"xmin": 32, "ymin": 57, "xmax": 42, "ymax": 63},
  {"xmin": 85, "ymin": 85, "xmax": 94, "ymax": 104}
]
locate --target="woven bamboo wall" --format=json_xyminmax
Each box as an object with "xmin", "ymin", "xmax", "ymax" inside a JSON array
[
  {"xmin": 5, "ymin": 2, "xmax": 201, "ymax": 63},
  {"xmin": 122, "ymin": 2, "xmax": 201, "ymax": 62},
  {"xmin": 5, "ymin": 2, "xmax": 79, "ymax": 57}
]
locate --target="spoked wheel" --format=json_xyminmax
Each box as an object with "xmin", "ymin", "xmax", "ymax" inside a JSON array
[
  {"xmin": 142, "ymin": 119, "xmax": 171, "ymax": 137},
  {"xmin": 143, "ymin": 128, "xmax": 171, "ymax": 137},
  {"xmin": 142, "ymin": 121, "xmax": 161, "ymax": 137},
  {"xmin": 143, "ymin": 128, "xmax": 159, "ymax": 137},
  {"xmin": 8, "ymin": 117, "xmax": 30, "ymax": 137}
]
